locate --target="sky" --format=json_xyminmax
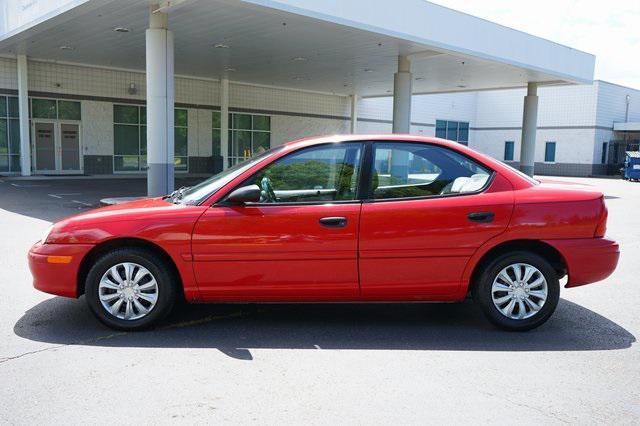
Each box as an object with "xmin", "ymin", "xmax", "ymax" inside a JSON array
[{"xmin": 430, "ymin": 0, "xmax": 640, "ymax": 89}]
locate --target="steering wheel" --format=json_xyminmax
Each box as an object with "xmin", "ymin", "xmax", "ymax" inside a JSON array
[{"xmin": 260, "ymin": 176, "xmax": 277, "ymax": 202}]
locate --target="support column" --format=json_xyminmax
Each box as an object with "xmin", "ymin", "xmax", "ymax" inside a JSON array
[
  {"xmin": 519, "ymin": 82, "xmax": 539, "ymax": 177},
  {"xmin": 220, "ymin": 78, "xmax": 229, "ymax": 170},
  {"xmin": 17, "ymin": 55, "xmax": 31, "ymax": 176},
  {"xmin": 146, "ymin": 6, "xmax": 174, "ymax": 196},
  {"xmin": 350, "ymin": 94, "xmax": 358, "ymax": 134},
  {"xmin": 392, "ymin": 55, "xmax": 412, "ymax": 133}
]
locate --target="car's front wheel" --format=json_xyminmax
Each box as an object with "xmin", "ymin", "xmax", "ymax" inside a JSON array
[
  {"xmin": 85, "ymin": 248, "xmax": 176, "ymax": 330},
  {"xmin": 473, "ymin": 251, "xmax": 560, "ymax": 331}
]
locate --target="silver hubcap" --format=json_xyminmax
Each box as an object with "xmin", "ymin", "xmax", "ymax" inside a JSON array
[
  {"xmin": 98, "ymin": 262, "xmax": 158, "ymax": 320},
  {"xmin": 491, "ymin": 263, "xmax": 548, "ymax": 320}
]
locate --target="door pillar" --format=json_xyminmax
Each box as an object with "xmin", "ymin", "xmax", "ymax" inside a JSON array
[
  {"xmin": 17, "ymin": 55, "xmax": 31, "ymax": 176},
  {"xmin": 519, "ymin": 82, "xmax": 539, "ymax": 177},
  {"xmin": 146, "ymin": 5, "xmax": 174, "ymax": 196}
]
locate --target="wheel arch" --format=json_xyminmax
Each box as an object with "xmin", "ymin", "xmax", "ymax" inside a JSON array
[
  {"xmin": 77, "ymin": 237, "xmax": 184, "ymax": 298},
  {"xmin": 467, "ymin": 239, "xmax": 568, "ymax": 295}
]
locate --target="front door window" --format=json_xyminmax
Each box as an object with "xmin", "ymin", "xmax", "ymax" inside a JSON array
[{"xmin": 242, "ymin": 143, "xmax": 363, "ymax": 203}]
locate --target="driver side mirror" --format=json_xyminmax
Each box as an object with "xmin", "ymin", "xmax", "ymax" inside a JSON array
[{"xmin": 225, "ymin": 184, "xmax": 261, "ymax": 204}]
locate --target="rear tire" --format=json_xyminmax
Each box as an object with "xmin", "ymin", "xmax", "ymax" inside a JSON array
[
  {"xmin": 85, "ymin": 248, "xmax": 177, "ymax": 330},
  {"xmin": 472, "ymin": 251, "xmax": 560, "ymax": 331}
]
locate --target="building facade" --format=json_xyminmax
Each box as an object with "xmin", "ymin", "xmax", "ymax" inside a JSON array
[{"xmin": 0, "ymin": 55, "xmax": 636, "ymax": 177}]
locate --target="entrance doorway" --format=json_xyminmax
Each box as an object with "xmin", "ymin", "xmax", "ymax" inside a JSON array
[{"xmin": 33, "ymin": 121, "xmax": 82, "ymax": 174}]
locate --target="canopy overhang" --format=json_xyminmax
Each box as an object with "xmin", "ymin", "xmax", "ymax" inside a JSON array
[{"xmin": 0, "ymin": 0, "xmax": 595, "ymax": 97}]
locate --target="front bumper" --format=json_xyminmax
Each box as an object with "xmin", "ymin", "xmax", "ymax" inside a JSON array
[
  {"xmin": 28, "ymin": 241, "xmax": 94, "ymax": 298},
  {"xmin": 544, "ymin": 237, "xmax": 620, "ymax": 288}
]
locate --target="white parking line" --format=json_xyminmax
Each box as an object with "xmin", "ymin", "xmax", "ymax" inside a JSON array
[
  {"xmin": 71, "ymin": 200, "xmax": 93, "ymax": 206},
  {"xmin": 48, "ymin": 193, "xmax": 81, "ymax": 199},
  {"xmin": 10, "ymin": 183, "xmax": 49, "ymax": 187}
]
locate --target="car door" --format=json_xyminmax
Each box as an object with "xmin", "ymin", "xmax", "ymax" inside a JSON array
[
  {"xmin": 358, "ymin": 141, "xmax": 514, "ymax": 300},
  {"xmin": 192, "ymin": 142, "xmax": 364, "ymax": 301}
]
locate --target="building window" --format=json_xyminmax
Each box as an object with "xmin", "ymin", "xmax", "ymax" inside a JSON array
[
  {"xmin": 174, "ymin": 109, "xmax": 188, "ymax": 171},
  {"xmin": 212, "ymin": 111, "xmax": 221, "ymax": 157},
  {"xmin": 113, "ymin": 105, "xmax": 188, "ymax": 172},
  {"xmin": 31, "ymin": 98, "xmax": 81, "ymax": 120},
  {"xmin": 504, "ymin": 141, "xmax": 515, "ymax": 161},
  {"xmin": 545, "ymin": 142, "xmax": 556, "ymax": 163},
  {"xmin": 114, "ymin": 104, "xmax": 146, "ymax": 172},
  {"xmin": 435, "ymin": 120, "xmax": 469, "ymax": 145},
  {"xmin": 223, "ymin": 112, "xmax": 271, "ymax": 167},
  {"xmin": 601, "ymin": 142, "xmax": 608, "ymax": 164},
  {"xmin": 0, "ymin": 96, "xmax": 20, "ymax": 173}
]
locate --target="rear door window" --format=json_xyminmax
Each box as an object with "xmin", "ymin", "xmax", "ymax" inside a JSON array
[{"xmin": 369, "ymin": 142, "xmax": 492, "ymax": 200}]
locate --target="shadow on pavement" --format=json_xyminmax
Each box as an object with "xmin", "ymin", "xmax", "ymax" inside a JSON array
[
  {"xmin": 14, "ymin": 297, "xmax": 635, "ymax": 360},
  {"xmin": 0, "ymin": 177, "xmax": 204, "ymax": 222}
]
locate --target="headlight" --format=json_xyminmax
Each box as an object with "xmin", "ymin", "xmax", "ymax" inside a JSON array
[{"xmin": 41, "ymin": 225, "xmax": 54, "ymax": 244}]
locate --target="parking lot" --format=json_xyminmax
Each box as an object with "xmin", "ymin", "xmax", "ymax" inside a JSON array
[{"xmin": 0, "ymin": 175, "xmax": 638, "ymax": 424}]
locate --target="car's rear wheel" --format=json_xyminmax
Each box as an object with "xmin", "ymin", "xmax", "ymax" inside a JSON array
[
  {"xmin": 473, "ymin": 251, "xmax": 560, "ymax": 331},
  {"xmin": 85, "ymin": 248, "xmax": 176, "ymax": 330}
]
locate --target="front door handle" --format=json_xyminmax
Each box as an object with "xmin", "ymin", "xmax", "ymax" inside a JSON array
[
  {"xmin": 467, "ymin": 211, "xmax": 495, "ymax": 223},
  {"xmin": 319, "ymin": 216, "xmax": 347, "ymax": 228}
]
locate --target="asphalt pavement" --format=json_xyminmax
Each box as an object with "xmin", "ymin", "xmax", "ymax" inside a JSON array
[{"xmin": 0, "ymin": 175, "xmax": 638, "ymax": 424}]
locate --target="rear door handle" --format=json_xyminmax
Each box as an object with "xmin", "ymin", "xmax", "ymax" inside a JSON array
[
  {"xmin": 319, "ymin": 216, "xmax": 347, "ymax": 228},
  {"xmin": 467, "ymin": 211, "xmax": 495, "ymax": 223}
]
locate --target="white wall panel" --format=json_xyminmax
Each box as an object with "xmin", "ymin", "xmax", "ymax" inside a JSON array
[
  {"xmin": 81, "ymin": 101, "xmax": 113, "ymax": 155},
  {"xmin": 595, "ymin": 81, "xmax": 640, "ymax": 128},
  {"xmin": 196, "ymin": 109, "xmax": 213, "ymax": 157},
  {"xmin": 271, "ymin": 115, "xmax": 349, "ymax": 146}
]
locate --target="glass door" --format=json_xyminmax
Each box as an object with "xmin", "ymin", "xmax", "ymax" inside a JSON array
[
  {"xmin": 34, "ymin": 122, "xmax": 56, "ymax": 172},
  {"xmin": 32, "ymin": 121, "xmax": 82, "ymax": 174},
  {"xmin": 60, "ymin": 123, "xmax": 81, "ymax": 172}
]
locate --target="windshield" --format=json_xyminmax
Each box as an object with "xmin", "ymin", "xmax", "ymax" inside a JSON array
[{"xmin": 177, "ymin": 146, "xmax": 285, "ymax": 204}]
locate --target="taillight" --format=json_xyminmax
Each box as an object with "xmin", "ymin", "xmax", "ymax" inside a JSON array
[{"xmin": 594, "ymin": 197, "xmax": 608, "ymax": 238}]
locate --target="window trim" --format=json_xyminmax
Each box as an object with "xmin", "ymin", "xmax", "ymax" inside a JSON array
[
  {"xmin": 216, "ymin": 141, "xmax": 366, "ymax": 207},
  {"xmin": 361, "ymin": 141, "xmax": 496, "ymax": 203}
]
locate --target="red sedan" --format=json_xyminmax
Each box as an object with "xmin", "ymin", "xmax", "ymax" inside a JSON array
[{"xmin": 29, "ymin": 135, "xmax": 619, "ymax": 331}]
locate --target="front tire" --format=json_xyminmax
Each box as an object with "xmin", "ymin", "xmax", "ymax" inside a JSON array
[
  {"xmin": 85, "ymin": 248, "xmax": 177, "ymax": 330},
  {"xmin": 472, "ymin": 251, "xmax": 560, "ymax": 331}
]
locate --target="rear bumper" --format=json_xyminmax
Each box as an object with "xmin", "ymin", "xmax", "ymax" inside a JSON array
[
  {"xmin": 543, "ymin": 237, "xmax": 619, "ymax": 288},
  {"xmin": 28, "ymin": 242, "xmax": 94, "ymax": 298}
]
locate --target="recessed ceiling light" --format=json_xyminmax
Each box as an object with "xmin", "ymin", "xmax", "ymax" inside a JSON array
[
  {"xmin": 293, "ymin": 76, "xmax": 304, "ymax": 81},
  {"xmin": 113, "ymin": 27, "xmax": 130, "ymax": 33},
  {"xmin": 225, "ymin": 67, "xmax": 236, "ymax": 72},
  {"xmin": 214, "ymin": 43, "xmax": 229, "ymax": 49},
  {"xmin": 415, "ymin": 77, "xmax": 425, "ymax": 81},
  {"xmin": 292, "ymin": 57, "xmax": 307, "ymax": 61},
  {"xmin": 59, "ymin": 45, "xmax": 74, "ymax": 50},
  {"xmin": 364, "ymin": 69, "xmax": 374, "ymax": 73}
]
